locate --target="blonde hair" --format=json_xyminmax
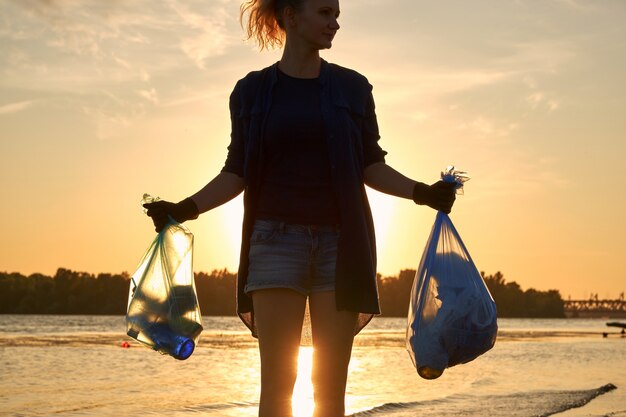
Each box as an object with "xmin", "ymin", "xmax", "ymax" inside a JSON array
[{"xmin": 240, "ymin": 0, "xmax": 305, "ymax": 50}]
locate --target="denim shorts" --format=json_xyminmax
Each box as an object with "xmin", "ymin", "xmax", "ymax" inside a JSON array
[{"xmin": 245, "ymin": 219, "xmax": 340, "ymax": 296}]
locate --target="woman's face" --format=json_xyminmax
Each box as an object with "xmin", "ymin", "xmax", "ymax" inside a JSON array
[{"xmin": 289, "ymin": 0, "xmax": 340, "ymax": 50}]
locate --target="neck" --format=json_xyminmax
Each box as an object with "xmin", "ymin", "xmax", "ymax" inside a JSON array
[{"xmin": 279, "ymin": 39, "xmax": 321, "ymax": 78}]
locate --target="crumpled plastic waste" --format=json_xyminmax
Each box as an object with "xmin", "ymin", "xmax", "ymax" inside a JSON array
[
  {"xmin": 406, "ymin": 167, "xmax": 497, "ymax": 379},
  {"xmin": 125, "ymin": 194, "xmax": 203, "ymax": 360}
]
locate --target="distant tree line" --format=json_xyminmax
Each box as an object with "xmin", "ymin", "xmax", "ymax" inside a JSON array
[
  {"xmin": 377, "ymin": 269, "xmax": 565, "ymax": 318},
  {"xmin": 481, "ymin": 271, "xmax": 565, "ymax": 318},
  {"xmin": 0, "ymin": 268, "xmax": 564, "ymax": 317},
  {"xmin": 0, "ymin": 268, "xmax": 238, "ymax": 316}
]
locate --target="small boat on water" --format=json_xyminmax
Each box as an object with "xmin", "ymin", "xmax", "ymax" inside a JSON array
[{"xmin": 604, "ymin": 322, "xmax": 625, "ymax": 338}]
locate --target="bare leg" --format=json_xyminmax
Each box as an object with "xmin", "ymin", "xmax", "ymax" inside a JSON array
[
  {"xmin": 252, "ymin": 289, "xmax": 307, "ymax": 417},
  {"xmin": 309, "ymin": 291, "xmax": 358, "ymax": 417}
]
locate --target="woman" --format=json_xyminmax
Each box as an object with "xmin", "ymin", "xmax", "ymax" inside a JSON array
[{"xmin": 144, "ymin": 0, "xmax": 455, "ymax": 416}]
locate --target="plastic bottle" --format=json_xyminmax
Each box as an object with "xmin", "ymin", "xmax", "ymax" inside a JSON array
[
  {"xmin": 127, "ymin": 319, "xmax": 201, "ymax": 360},
  {"xmin": 146, "ymin": 322, "xmax": 196, "ymax": 360}
]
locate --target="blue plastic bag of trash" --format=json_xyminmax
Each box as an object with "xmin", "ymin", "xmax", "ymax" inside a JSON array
[
  {"xmin": 125, "ymin": 194, "xmax": 203, "ymax": 360},
  {"xmin": 406, "ymin": 168, "xmax": 497, "ymax": 379}
]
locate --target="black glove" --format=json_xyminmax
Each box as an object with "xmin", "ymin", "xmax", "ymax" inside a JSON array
[
  {"xmin": 143, "ymin": 197, "xmax": 199, "ymax": 232},
  {"xmin": 412, "ymin": 181, "xmax": 456, "ymax": 214}
]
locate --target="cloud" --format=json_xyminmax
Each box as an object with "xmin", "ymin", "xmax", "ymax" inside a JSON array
[
  {"xmin": 80, "ymin": 99, "xmax": 133, "ymax": 140},
  {"xmin": 2, "ymin": 0, "xmax": 231, "ymax": 69},
  {"xmin": 496, "ymin": 40, "xmax": 577, "ymax": 76},
  {"xmin": 138, "ymin": 88, "xmax": 158, "ymax": 104},
  {"xmin": 524, "ymin": 76, "xmax": 562, "ymax": 113},
  {"xmin": 550, "ymin": 0, "xmax": 602, "ymax": 12},
  {"xmin": 526, "ymin": 92, "xmax": 560, "ymax": 112},
  {"xmin": 458, "ymin": 117, "xmax": 520, "ymax": 138},
  {"xmin": 166, "ymin": 0, "xmax": 238, "ymax": 68},
  {"xmin": 371, "ymin": 67, "xmax": 514, "ymax": 108},
  {"xmin": 0, "ymin": 0, "xmax": 244, "ymax": 139},
  {"xmin": 359, "ymin": 34, "xmax": 576, "ymax": 111},
  {"xmin": 0, "ymin": 100, "xmax": 34, "ymax": 115}
]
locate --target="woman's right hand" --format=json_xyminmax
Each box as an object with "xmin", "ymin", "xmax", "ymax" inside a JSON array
[{"xmin": 143, "ymin": 198, "xmax": 199, "ymax": 232}]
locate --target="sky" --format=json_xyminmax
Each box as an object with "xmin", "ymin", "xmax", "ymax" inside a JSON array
[{"xmin": 1, "ymin": 0, "xmax": 625, "ymax": 300}]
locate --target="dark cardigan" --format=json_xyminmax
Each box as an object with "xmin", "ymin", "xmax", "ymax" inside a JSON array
[{"xmin": 222, "ymin": 60, "xmax": 387, "ymax": 337}]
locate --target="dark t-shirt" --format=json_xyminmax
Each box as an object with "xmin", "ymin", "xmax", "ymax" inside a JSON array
[
  {"xmin": 221, "ymin": 61, "xmax": 389, "ymax": 335},
  {"xmin": 255, "ymin": 69, "xmax": 339, "ymax": 225}
]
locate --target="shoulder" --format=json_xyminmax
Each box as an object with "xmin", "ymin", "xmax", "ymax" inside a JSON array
[
  {"xmin": 239, "ymin": 66, "xmax": 272, "ymax": 85},
  {"xmin": 229, "ymin": 63, "xmax": 277, "ymax": 109},
  {"xmin": 234, "ymin": 64, "xmax": 275, "ymax": 94},
  {"xmin": 325, "ymin": 62, "xmax": 374, "ymax": 112},
  {"xmin": 327, "ymin": 62, "xmax": 372, "ymax": 90}
]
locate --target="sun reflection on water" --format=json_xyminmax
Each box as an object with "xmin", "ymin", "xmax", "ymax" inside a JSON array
[
  {"xmin": 292, "ymin": 346, "xmax": 315, "ymax": 417},
  {"xmin": 290, "ymin": 345, "xmax": 363, "ymax": 416}
]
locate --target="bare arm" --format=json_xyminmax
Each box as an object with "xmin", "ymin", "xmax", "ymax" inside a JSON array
[
  {"xmin": 190, "ymin": 171, "xmax": 245, "ymax": 214},
  {"xmin": 363, "ymin": 162, "xmax": 417, "ymax": 200},
  {"xmin": 364, "ymin": 162, "xmax": 456, "ymax": 213}
]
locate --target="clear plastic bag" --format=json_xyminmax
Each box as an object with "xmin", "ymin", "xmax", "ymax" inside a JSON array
[
  {"xmin": 406, "ymin": 168, "xmax": 497, "ymax": 379},
  {"xmin": 125, "ymin": 195, "xmax": 203, "ymax": 360}
]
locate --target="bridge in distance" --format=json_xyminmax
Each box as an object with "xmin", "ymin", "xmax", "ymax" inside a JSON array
[{"xmin": 564, "ymin": 294, "xmax": 626, "ymax": 318}]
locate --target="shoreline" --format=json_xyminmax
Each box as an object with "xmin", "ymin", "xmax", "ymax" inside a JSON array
[{"xmin": 1, "ymin": 328, "xmax": 622, "ymax": 349}]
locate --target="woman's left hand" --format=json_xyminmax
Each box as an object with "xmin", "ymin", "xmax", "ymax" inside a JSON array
[{"xmin": 413, "ymin": 181, "xmax": 456, "ymax": 214}]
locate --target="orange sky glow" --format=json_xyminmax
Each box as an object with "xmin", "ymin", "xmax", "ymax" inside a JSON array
[{"xmin": 1, "ymin": 0, "xmax": 625, "ymax": 299}]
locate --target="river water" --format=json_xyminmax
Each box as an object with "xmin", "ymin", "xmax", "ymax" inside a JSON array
[{"xmin": 0, "ymin": 316, "xmax": 624, "ymax": 417}]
